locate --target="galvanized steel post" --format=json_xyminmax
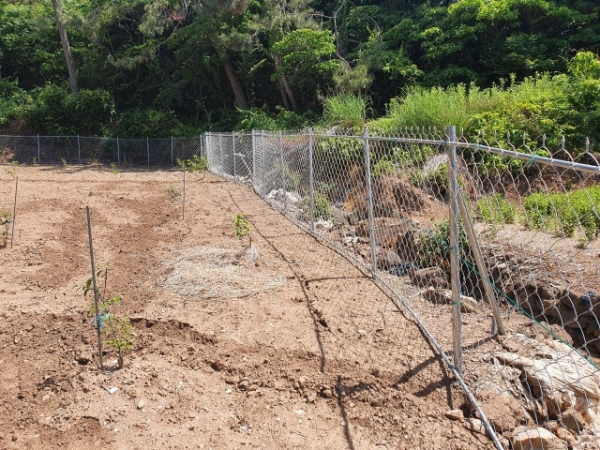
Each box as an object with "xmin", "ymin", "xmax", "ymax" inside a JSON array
[
  {"xmin": 363, "ymin": 129, "xmax": 378, "ymax": 275},
  {"xmin": 447, "ymin": 125, "xmax": 463, "ymax": 375},
  {"xmin": 308, "ymin": 128, "xmax": 316, "ymax": 233}
]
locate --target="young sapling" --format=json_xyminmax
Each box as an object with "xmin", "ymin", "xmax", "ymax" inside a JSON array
[{"xmin": 78, "ymin": 264, "xmax": 135, "ymax": 369}]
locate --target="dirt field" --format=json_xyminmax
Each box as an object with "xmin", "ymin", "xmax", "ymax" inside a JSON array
[{"xmin": 0, "ymin": 165, "xmax": 493, "ymax": 449}]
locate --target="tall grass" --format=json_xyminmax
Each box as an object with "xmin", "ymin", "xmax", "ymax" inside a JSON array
[{"xmin": 322, "ymin": 93, "xmax": 368, "ymax": 129}]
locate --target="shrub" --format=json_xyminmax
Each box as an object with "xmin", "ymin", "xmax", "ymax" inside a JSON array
[
  {"xmin": 523, "ymin": 186, "xmax": 600, "ymax": 240},
  {"xmin": 415, "ymin": 220, "xmax": 474, "ymax": 275}
]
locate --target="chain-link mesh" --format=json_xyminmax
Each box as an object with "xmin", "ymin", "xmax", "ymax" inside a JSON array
[
  {"xmin": 207, "ymin": 129, "xmax": 600, "ymax": 450},
  {"xmin": 0, "ymin": 135, "xmax": 205, "ymax": 165}
]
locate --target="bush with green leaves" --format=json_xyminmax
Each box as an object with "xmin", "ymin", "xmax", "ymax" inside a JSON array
[
  {"xmin": 524, "ymin": 186, "xmax": 600, "ymax": 241},
  {"xmin": 416, "ymin": 220, "xmax": 475, "ymax": 277},
  {"xmin": 78, "ymin": 264, "xmax": 135, "ymax": 369},
  {"xmin": 299, "ymin": 193, "xmax": 332, "ymax": 221},
  {"xmin": 22, "ymin": 84, "xmax": 114, "ymax": 136}
]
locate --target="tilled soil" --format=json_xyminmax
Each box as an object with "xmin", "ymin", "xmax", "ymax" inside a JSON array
[{"xmin": 0, "ymin": 166, "xmax": 491, "ymax": 449}]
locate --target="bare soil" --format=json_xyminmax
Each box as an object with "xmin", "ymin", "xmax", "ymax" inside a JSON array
[{"xmin": 0, "ymin": 165, "xmax": 493, "ymax": 449}]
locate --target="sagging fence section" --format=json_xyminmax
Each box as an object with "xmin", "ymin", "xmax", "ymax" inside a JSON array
[{"xmin": 3, "ymin": 129, "xmax": 600, "ymax": 448}]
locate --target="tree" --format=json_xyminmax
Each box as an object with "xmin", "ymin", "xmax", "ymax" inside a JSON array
[{"xmin": 52, "ymin": 0, "xmax": 78, "ymax": 92}]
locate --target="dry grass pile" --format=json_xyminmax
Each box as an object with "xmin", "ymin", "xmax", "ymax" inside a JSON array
[{"xmin": 163, "ymin": 245, "xmax": 285, "ymax": 300}]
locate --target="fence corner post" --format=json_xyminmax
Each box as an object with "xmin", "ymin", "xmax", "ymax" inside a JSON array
[
  {"xmin": 362, "ymin": 128, "xmax": 377, "ymax": 275},
  {"xmin": 446, "ymin": 125, "xmax": 463, "ymax": 376}
]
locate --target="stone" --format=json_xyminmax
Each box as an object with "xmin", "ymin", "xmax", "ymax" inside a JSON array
[
  {"xmin": 376, "ymin": 249, "xmax": 402, "ymax": 270},
  {"xmin": 476, "ymin": 389, "xmax": 526, "ymax": 432},
  {"xmin": 75, "ymin": 346, "xmax": 92, "ymax": 364},
  {"xmin": 560, "ymin": 410, "xmax": 587, "ymax": 435},
  {"xmin": 422, "ymin": 287, "xmax": 482, "ymax": 314},
  {"xmin": 238, "ymin": 380, "xmax": 250, "ymax": 391},
  {"xmin": 410, "ymin": 267, "xmax": 449, "ymax": 289},
  {"xmin": 464, "ymin": 418, "xmax": 486, "ymax": 436},
  {"xmin": 444, "ymin": 409, "xmax": 464, "ymax": 422},
  {"xmin": 511, "ymin": 426, "xmax": 567, "ymax": 450},
  {"xmin": 137, "ymin": 400, "xmax": 146, "ymax": 410},
  {"xmin": 108, "ymin": 387, "xmax": 118, "ymax": 395},
  {"xmin": 297, "ymin": 376, "xmax": 308, "ymax": 389}
]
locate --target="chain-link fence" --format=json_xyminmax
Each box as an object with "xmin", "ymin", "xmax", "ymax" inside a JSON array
[
  {"xmin": 207, "ymin": 128, "xmax": 600, "ymax": 450},
  {"xmin": 3, "ymin": 129, "xmax": 600, "ymax": 448},
  {"xmin": 0, "ymin": 135, "xmax": 204, "ymax": 165}
]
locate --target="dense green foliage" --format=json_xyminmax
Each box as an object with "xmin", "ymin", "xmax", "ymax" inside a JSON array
[
  {"xmin": 0, "ymin": 0, "xmax": 599, "ymax": 140},
  {"xmin": 524, "ymin": 185, "xmax": 600, "ymax": 240}
]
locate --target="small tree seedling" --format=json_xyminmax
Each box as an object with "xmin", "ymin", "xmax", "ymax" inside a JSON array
[
  {"xmin": 3, "ymin": 161, "xmax": 18, "ymax": 178},
  {"xmin": 0, "ymin": 212, "xmax": 13, "ymax": 247},
  {"xmin": 166, "ymin": 184, "xmax": 181, "ymax": 201},
  {"xmin": 233, "ymin": 213, "xmax": 252, "ymax": 240},
  {"xmin": 77, "ymin": 264, "xmax": 135, "ymax": 369},
  {"xmin": 176, "ymin": 155, "xmax": 208, "ymax": 173}
]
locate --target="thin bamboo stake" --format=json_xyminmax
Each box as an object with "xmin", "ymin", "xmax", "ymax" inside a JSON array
[
  {"xmin": 10, "ymin": 177, "xmax": 18, "ymax": 248},
  {"xmin": 86, "ymin": 206, "xmax": 104, "ymax": 370}
]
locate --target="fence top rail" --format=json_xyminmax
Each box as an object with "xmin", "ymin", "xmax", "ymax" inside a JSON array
[{"xmin": 460, "ymin": 141, "xmax": 600, "ymax": 174}]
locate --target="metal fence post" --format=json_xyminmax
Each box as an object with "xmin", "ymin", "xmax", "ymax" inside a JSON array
[
  {"xmin": 219, "ymin": 133, "xmax": 224, "ymax": 173},
  {"xmin": 233, "ymin": 132, "xmax": 237, "ymax": 178},
  {"xmin": 147, "ymin": 137, "xmax": 150, "ymax": 166},
  {"xmin": 77, "ymin": 135, "xmax": 81, "ymax": 164},
  {"xmin": 117, "ymin": 137, "xmax": 120, "ymax": 164},
  {"xmin": 37, "ymin": 134, "xmax": 41, "ymax": 163},
  {"xmin": 363, "ymin": 129, "xmax": 378, "ymax": 275},
  {"xmin": 170, "ymin": 136, "xmax": 174, "ymax": 166},
  {"xmin": 447, "ymin": 125, "xmax": 463, "ymax": 375},
  {"xmin": 252, "ymin": 130, "xmax": 256, "ymax": 184},
  {"xmin": 308, "ymin": 128, "xmax": 316, "ymax": 233},
  {"xmin": 279, "ymin": 131, "xmax": 287, "ymax": 211}
]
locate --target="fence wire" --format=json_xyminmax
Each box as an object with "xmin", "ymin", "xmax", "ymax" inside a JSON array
[{"xmin": 2, "ymin": 129, "xmax": 600, "ymax": 449}]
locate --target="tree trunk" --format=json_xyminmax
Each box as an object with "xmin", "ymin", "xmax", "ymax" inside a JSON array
[
  {"xmin": 274, "ymin": 54, "xmax": 298, "ymax": 113},
  {"xmin": 221, "ymin": 55, "xmax": 249, "ymax": 110},
  {"xmin": 52, "ymin": 0, "xmax": 78, "ymax": 93}
]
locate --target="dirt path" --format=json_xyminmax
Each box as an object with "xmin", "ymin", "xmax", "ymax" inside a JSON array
[{"xmin": 0, "ymin": 166, "xmax": 490, "ymax": 449}]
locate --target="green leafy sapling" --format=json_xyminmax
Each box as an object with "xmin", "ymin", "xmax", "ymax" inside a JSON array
[
  {"xmin": 176, "ymin": 155, "xmax": 208, "ymax": 173},
  {"xmin": 233, "ymin": 213, "xmax": 252, "ymax": 240},
  {"xmin": 0, "ymin": 212, "xmax": 13, "ymax": 247},
  {"xmin": 78, "ymin": 264, "xmax": 135, "ymax": 369}
]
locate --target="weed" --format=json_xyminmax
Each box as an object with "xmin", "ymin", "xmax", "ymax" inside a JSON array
[
  {"xmin": 32, "ymin": 157, "xmax": 37, "ymax": 164},
  {"xmin": 61, "ymin": 157, "xmax": 68, "ymax": 167},
  {"xmin": 166, "ymin": 184, "xmax": 181, "ymax": 201},
  {"xmin": 77, "ymin": 264, "xmax": 135, "ymax": 369},
  {"xmin": 110, "ymin": 162, "xmax": 119, "ymax": 175},
  {"xmin": 416, "ymin": 220, "xmax": 474, "ymax": 276},
  {"xmin": 233, "ymin": 213, "xmax": 252, "ymax": 239},
  {"xmin": 299, "ymin": 193, "xmax": 332, "ymax": 221}
]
